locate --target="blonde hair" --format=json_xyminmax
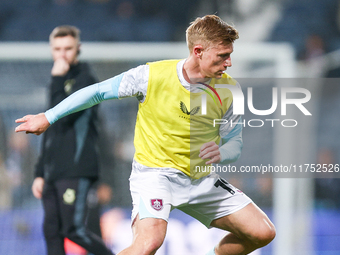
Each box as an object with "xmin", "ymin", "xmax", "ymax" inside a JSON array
[
  {"xmin": 49, "ymin": 25, "xmax": 81, "ymax": 43},
  {"xmin": 186, "ymin": 15, "xmax": 239, "ymax": 52}
]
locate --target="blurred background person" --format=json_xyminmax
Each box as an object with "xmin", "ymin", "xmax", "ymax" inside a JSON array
[{"xmin": 32, "ymin": 25, "xmax": 114, "ymax": 255}]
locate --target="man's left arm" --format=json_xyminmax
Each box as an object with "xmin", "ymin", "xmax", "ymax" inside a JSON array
[
  {"xmin": 199, "ymin": 124, "xmax": 243, "ymax": 165},
  {"xmin": 199, "ymin": 99, "xmax": 243, "ymax": 165},
  {"xmin": 219, "ymin": 131, "xmax": 243, "ymax": 164}
]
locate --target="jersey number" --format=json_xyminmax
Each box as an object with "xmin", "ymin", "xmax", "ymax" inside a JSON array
[{"xmin": 214, "ymin": 178, "xmax": 235, "ymax": 195}]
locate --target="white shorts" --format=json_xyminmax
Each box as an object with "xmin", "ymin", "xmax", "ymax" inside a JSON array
[{"xmin": 130, "ymin": 160, "xmax": 252, "ymax": 228}]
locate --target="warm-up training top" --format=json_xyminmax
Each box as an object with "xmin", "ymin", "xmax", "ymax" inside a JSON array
[{"xmin": 45, "ymin": 59, "xmax": 243, "ymax": 179}]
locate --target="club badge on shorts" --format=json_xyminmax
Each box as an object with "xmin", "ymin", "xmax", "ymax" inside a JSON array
[{"xmin": 151, "ymin": 199, "xmax": 163, "ymax": 211}]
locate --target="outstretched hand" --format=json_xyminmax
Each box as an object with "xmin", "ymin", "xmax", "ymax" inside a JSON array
[
  {"xmin": 199, "ymin": 141, "xmax": 221, "ymax": 164},
  {"xmin": 15, "ymin": 113, "xmax": 50, "ymax": 135}
]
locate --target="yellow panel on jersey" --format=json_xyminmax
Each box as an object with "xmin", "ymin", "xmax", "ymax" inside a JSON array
[{"xmin": 133, "ymin": 59, "xmax": 237, "ymax": 179}]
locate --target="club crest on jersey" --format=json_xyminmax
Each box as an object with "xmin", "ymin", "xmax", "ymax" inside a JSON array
[
  {"xmin": 64, "ymin": 79, "xmax": 76, "ymax": 95},
  {"xmin": 63, "ymin": 188, "xmax": 76, "ymax": 205},
  {"xmin": 151, "ymin": 199, "xmax": 163, "ymax": 211}
]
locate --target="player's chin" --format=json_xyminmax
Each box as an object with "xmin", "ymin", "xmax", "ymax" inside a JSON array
[{"xmin": 214, "ymin": 73, "xmax": 223, "ymax": 79}]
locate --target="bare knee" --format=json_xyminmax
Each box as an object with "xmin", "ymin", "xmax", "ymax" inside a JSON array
[{"xmin": 248, "ymin": 221, "xmax": 276, "ymax": 248}]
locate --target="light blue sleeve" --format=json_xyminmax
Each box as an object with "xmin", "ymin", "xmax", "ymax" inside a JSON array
[
  {"xmin": 218, "ymin": 130, "xmax": 243, "ymax": 164},
  {"xmin": 45, "ymin": 73, "xmax": 124, "ymax": 124}
]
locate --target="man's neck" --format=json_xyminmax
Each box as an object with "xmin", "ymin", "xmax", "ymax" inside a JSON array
[{"xmin": 183, "ymin": 56, "xmax": 210, "ymax": 84}]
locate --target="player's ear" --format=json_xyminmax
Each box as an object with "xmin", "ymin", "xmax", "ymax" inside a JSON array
[
  {"xmin": 77, "ymin": 44, "xmax": 81, "ymax": 56},
  {"xmin": 193, "ymin": 45, "xmax": 204, "ymax": 58}
]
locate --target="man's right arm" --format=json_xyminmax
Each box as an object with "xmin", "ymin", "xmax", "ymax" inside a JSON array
[
  {"xmin": 45, "ymin": 73, "xmax": 125, "ymax": 124},
  {"xmin": 14, "ymin": 73, "xmax": 123, "ymax": 134},
  {"xmin": 15, "ymin": 65, "xmax": 149, "ymax": 134}
]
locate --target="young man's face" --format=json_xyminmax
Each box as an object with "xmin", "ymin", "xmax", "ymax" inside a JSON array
[
  {"xmin": 50, "ymin": 35, "xmax": 79, "ymax": 65},
  {"xmin": 199, "ymin": 42, "xmax": 233, "ymax": 79}
]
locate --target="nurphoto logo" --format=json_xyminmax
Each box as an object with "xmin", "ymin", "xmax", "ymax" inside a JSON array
[{"xmin": 201, "ymin": 85, "xmax": 312, "ymax": 128}]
